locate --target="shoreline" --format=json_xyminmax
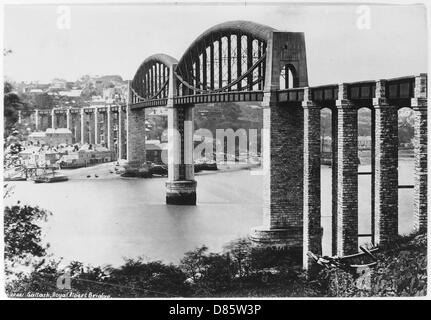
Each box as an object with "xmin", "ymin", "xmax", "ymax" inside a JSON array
[
  {"xmin": 8, "ymin": 153, "xmax": 414, "ymax": 182},
  {"xmin": 57, "ymin": 161, "xmax": 263, "ymax": 181}
]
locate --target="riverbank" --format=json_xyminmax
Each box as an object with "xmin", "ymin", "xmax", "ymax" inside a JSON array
[{"xmin": 58, "ymin": 161, "xmax": 126, "ymax": 180}]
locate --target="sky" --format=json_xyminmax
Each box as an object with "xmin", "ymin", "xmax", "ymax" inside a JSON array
[{"xmin": 2, "ymin": 3, "xmax": 428, "ymax": 86}]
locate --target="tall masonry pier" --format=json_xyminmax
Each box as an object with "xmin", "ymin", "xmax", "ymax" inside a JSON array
[{"xmin": 250, "ymin": 31, "xmax": 311, "ymax": 256}]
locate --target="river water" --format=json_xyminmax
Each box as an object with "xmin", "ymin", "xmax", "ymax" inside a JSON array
[{"xmin": 5, "ymin": 158, "xmax": 414, "ymax": 267}]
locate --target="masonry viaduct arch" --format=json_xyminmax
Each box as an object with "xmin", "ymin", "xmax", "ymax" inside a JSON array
[{"xmin": 32, "ymin": 20, "xmax": 427, "ymax": 270}]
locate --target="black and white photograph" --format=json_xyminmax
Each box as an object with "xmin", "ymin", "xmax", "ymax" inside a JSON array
[{"xmin": 1, "ymin": 0, "xmax": 429, "ymax": 301}]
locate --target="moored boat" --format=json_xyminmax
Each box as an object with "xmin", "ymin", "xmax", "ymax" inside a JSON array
[
  {"xmin": 46, "ymin": 174, "xmax": 68, "ymax": 183},
  {"xmin": 4, "ymin": 176, "xmax": 27, "ymax": 181},
  {"xmin": 34, "ymin": 173, "xmax": 68, "ymax": 183}
]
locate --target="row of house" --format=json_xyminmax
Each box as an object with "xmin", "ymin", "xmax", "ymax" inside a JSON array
[
  {"xmin": 58, "ymin": 144, "xmax": 115, "ymax": 168},
  {"xmin": 18, "ymin": 144, "xmax": 115, "ymax": 168}
]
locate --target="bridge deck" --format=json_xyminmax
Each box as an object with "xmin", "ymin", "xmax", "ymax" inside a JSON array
[
  {"xmin": 278, "ymin": 75, "xmax": 417, "ymax": 107},
  {"xmin": 129, "ymin": 75, "xmax": 420, "ymax": 110}
]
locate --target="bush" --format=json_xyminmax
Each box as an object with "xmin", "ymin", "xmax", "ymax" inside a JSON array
[
  {"xmin": 105, "ymin": 259, "xmax": 191, "ymax": 297},
  {"xmin": 180, "ymin": 246, "xmax": 233, "ymax": 295},
  {"xmin": 178, "ymin": 240, "xmax": 316, "ymax": 297},
  {"xmin": 6, "ymin": 259, "xmax": 192, "ymax": 298}
]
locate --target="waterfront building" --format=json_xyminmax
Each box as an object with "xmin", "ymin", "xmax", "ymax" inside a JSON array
[
  {"xmin": 58, "ymin": 144, "xmax": 115, "ymax": 168},
  {"xmin": 19, "ymin": 146, "xmax": 60, "ymax": 167}
]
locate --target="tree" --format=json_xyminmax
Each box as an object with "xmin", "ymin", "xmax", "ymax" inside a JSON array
[
  {"xmin": 4, "ymin": 203, "xmax": 51, "ymax": 273},
  {"xmin": 3, "ymin": 50, "xmax": 21, "ymax": 136},
  {"xmin": 4, "ymin": 51, "xmax": 32, "ymax": 137},
  {"xmin": 3, "ymin": 81, "xmax": 34, "ymax": 138},
  {"xmin": 4, "ymin": 82, "xmax": 22, "ymax": 136}
]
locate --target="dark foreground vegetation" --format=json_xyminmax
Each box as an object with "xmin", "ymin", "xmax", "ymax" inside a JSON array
[{"xmin": 4, "ymin": 202, "xmax": 427, "ymax": 298}]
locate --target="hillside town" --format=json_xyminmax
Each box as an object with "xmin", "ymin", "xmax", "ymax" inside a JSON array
[{"xmin": 4, "ymin": 75, "xmax": 157, "ymax": 180}]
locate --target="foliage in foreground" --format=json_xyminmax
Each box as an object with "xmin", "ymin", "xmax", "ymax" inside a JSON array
[
  {"xmin": 4, "ymin": 204, "xmax": 51, "ymax": 273},
  {"xmin": 6, "ymin": 238, "xmax": 320, "ymax": 297},
  {"xmin": 318, "ymin": 233, "xmax": 427, "ymax": 297},
  {"xmin": 4, "ymin": 202, "xmax": 427, "ymax": 297}
]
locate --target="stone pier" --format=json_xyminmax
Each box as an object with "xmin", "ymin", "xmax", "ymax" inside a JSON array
[
  {"xmin": 165, "ymin": 64, "xmax": 196, "ymax": 205},
  {"xmin": 51, "ymin": 109, "xmax": 56, "ymax": 129},
  {"xmin": 251, "ymin": 103, "xmax": 304, "ymax": 249},
  {"xmin": 118, "ymin": 106, "xmax": 127, "ymax": 160},
  {"xmin": 126, "ymin": 105, "xmax": 146, "ymax": 166},
  {"xmin": 66, "ymin": 109, "xmax": 71, "ymax": 130},
  {"xmin": 94, "ymin": 108, "xmax": 99, "ymax": 145},
  {"xmin": 412, "ymin": 74, "xmax": 428, "ymax": 233},
  {"xmin": 331, "ymin": 106, "xmax": 338, "ymax": 255},
  {"xmin": 89, "ymin": 110, "xmax": 95, "ymax": 145},
  {"xmin": 80, "ymin": 109, "xmax": 86, "ymax": 145},
  {"xmin": 97, "ymin": 108, "xmax": 107, "ymax": 147},
  {"xmin": 336, "ymin": 83, "xmax": 358, "ymax": 256},
  {"xmin": 250, "ymin": 31, "xmax": 308, "ymax": 254},
  {"xmin": 107, "ymin": 105, "xmax": 115, "ymax": 151},
  {"xmin": 302, "ymin": 87, "xmax": 322, "ymax": 269},
  {"xmin": 35, "ymin": 109, "xmax": 39, "ymax": 131},
  {"xmin": 373, "ymin": 80, "xmax": 399, "ymax": 245},
  {"xmin": 166, "ymin": 105, "xmax": 196, "ymax": 205}
]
